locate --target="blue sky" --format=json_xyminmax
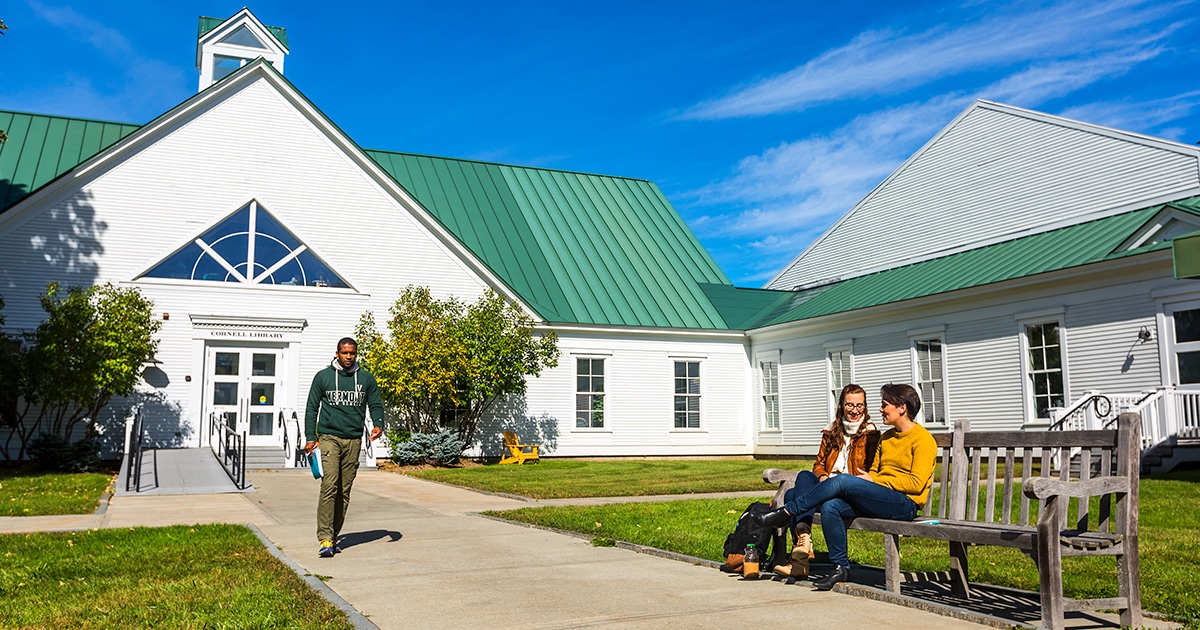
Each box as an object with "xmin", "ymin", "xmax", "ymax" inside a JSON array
[{"xmin": 3, "ymin": 0, "xmax": 1199, "ymax": 286}]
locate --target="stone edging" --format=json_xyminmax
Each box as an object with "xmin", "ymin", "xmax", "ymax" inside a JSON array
[{"xmin": 245, "ymin": 523, "xmax": 380, "ymax": 630}]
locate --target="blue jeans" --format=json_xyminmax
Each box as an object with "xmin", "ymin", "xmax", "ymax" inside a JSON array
[
  {"xmin": 781, "ymin": 473, "xmax": 917, "ymax": 567},
  {"xmin": 782, "ymin": 470, "xmax": 821, "ymax": 529}
]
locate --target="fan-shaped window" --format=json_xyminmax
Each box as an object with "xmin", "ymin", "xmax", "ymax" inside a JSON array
[
  {"xmin": 220, "ymin": 25, "xmax": 269, "ymax": 49},
  {"xmin": 144, "ymin": 201, "xmax": 349, "ymax": 289}
]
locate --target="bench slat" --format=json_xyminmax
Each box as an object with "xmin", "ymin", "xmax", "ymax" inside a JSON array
[
  {"xmin": 968, "ymin": 447, "xmax": 982, "ymax": 521},
  {"xmin": 985, "ymin": 447, "xmax": 998, "ymax": 523},
  {"xmin": 1020, "ymin": 448, "xmax": 1033, "ymax": 525},
  {"xmin": 963, "ymin": 430, "xmax": 1117, "ymax": 448},
  {"xmin": 1003, "ymin": 449, "xmax": 1015, "ymax": 524}
]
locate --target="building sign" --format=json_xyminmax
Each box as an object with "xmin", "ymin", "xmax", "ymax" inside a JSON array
[
  {"xmin": 189, "ymin": 315, "xmax": 307, "ymax": 342},
  {"xmin": 210, "ymin": 330, "xmax": 287, "ymax": 339}
]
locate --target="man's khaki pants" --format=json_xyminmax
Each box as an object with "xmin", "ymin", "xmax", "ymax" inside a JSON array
[{"xmin": 317, "ymin": 434, "xmax": 361, "ymax": 542}]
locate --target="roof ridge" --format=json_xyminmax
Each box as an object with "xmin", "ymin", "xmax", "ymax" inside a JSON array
[{"xmin": 363, "ymin": 148, "xmax": 652, "ymax": 183}]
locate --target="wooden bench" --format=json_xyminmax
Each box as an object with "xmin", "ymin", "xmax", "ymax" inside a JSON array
[
  {"xmin": 763, "ymin": 412, "xmax": 1142, "ymax": 630},
  {"xmin": 499, "ymin": 430, "xmax": 540, "ymax": 465}
]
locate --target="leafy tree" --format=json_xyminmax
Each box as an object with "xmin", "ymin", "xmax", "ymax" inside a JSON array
[
  {"xmin": 356, "ymin": 286, "xmax": 559, "ymax": 449},
  {"xmin": 1, "ymin": 283, "xmax": 161, "ymax": 464}
]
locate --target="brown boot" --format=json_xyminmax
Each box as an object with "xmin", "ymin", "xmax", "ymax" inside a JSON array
[
  {"xmin": 795, "ymin": 522, "xmax": 814, "ymax": 560},
  {"xmin": 773, "ymin": 548, "xmax": 810, "ymax": 578}
]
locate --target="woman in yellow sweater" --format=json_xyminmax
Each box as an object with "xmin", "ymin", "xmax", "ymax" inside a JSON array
[{"xmin": 754, "ymin": 383, "xmax": 937, "ymax": 590}]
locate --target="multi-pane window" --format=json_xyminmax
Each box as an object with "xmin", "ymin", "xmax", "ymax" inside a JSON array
[
  {"xmin": 576, "ymin": 358, "xmax": 605, "ymax": 428},
  {"xmin": 828, "ymin": 349, "xmax": 851, "ymax": 402},
  {"xmin": 760, "ymin": 360, "xmax": 780, "ymax": 430},
  {"xmin": 673, "ymin": 361, "xmax": 701, "ymax": 428},
  {"xmin": 1026, "ymin": 322, "xmax": 1065, "ymax": 419},
  {"xmin": 1173, "ymin": 308, "xmax": 1200, "ymax": 384},
  {"xmin": 913, "ymin": 338, "xmax": 946, "ymax": 424}
]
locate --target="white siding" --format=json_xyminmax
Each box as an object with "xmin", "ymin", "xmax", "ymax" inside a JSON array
[
  {"xmin": 770, "ymin": 103, "xmax": 1200, "ymax": 290},
  {"xmin": 943, "ymin": 316, "xmax": 1025, "ymax": 431},
  {"xmin": 1064, "ymin": 294, "xmax": 1162, "ymax": 396},
  {"xmin": 505, "ymin": 332, "xmax": 751, "ymax": 456}
]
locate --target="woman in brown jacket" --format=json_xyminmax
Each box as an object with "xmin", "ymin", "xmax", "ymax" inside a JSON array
[{"xmin": 774, "ymin": 383, "xmax": 880, "ymax": 578}]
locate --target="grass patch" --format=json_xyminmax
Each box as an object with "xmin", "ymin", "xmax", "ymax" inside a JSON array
[
  {"xmin": 486, "ymin": 471, "xmax": 1200, "ymax": 625},
  {"xmin": 406, "ymin": 458, "xmax": 813, "ymax": 498},
  {"xmin": 0, "ymin": 524, "xmax": 354, "ymax": 629},
  {"xmin": 0, "ymin": 468, "xmax": 113, "ymax": 516}
]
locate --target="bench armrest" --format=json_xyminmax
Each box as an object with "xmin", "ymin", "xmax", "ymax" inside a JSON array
[{"xmin": 1022, "ymin": 475, "xmax": 1129, "ymax": 500}]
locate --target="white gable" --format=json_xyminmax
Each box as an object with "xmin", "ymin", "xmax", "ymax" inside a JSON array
[{"xmin": 768, "ymin": 101, "xmax": 1200, "ymax": 290}]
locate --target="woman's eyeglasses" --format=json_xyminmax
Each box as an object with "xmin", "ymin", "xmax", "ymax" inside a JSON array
[{"xmin": 842, "ymin": 403, "xmax": 866, "ymax": 411}]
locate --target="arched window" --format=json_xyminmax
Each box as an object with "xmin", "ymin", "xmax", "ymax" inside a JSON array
[{"xmin": 143, "ymin": 200, "xmax": 348, "ymax": 288}]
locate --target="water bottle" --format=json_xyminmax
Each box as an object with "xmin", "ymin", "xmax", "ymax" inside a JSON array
[{"xmin": 743, "ymin": 543, "xmax": 761, "ymax": 579}]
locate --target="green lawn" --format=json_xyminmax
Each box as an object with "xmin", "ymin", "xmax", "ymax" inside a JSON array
[
  {"xmin": 474, "ymin": 465, "xmax": 1200, "ymax": 626},
  {"xmin": 407, "ymin": 458, "xmax": 813, "ymax": 498},
  {"xmin": 0, "ymin": 524, "xmax": 355, "ymax": 629},
  {"xmin": 0, "ymin": 468, "xmax": 113, "ymax": 516}
]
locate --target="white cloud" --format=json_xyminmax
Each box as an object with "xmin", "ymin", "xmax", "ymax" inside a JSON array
[
  {"xmin": 22, "ymin": 1, "xmax": 189, "ymax": 122},
  {"xmin": 687, "ymin": 98, "xmax": 966, "ymax": 239},
  {"xmin": 1058, "ymin": 91, "xmax": 1200, "ymax": 139},
  {"xmin": 681, "ymin": 0, "xmax": 1181, "ymax": 120}
]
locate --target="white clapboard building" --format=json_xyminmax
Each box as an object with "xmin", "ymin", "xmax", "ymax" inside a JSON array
[{"xmin": 2, "ymin": 10, "xmax": 1198, "ymax": 469}]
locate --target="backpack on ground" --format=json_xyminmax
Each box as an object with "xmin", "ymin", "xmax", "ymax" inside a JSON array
[{"xmin": 721, "ymin": 501, "xmax": 774, "ymax": 572}]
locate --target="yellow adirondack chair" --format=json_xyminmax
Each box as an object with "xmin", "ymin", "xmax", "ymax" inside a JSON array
[{"xmin": 499, "ymin": 430, "xmax": 540, "ymax": 465}]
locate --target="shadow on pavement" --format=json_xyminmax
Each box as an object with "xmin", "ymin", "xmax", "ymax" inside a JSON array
[{"xmin": 340, "ymin": 528, "xmax": 403, "ymax": 549}]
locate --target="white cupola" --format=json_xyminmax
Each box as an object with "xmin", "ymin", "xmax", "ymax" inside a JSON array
[{"xmin": 196, "ymin": 8, "xmax": 288, "ymax": 91}]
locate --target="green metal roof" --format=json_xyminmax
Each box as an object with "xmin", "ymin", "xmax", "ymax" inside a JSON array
[
  {"xmin": 365, "ymin": 150, "xmax": 734, "ymax": 328},
  {"xmin": 198, "ymin": 16, "xmax": 289, "ymax": 48},
  {"xmin": 0, "ymin": 110, "xmax": 139, "ymax": 209},
  {"xmin": 748, "ymin": 198, "xmax": 1200, "ymax": 329},
  {"xmin": 698, "ymin": 283, "xmax": 795, "ymax": 329}
]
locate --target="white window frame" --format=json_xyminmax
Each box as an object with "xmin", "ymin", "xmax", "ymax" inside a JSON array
[
  {"xmin": 757, "ymin": 350, "xmax": 782, "ymax": 431},
  {"xmin": 672, "ymin": 359, "xmax": 702, "ymax": 430},
  {"xmin": 1158, "ymin": 298, "xmax": 1200, "ymax": 388},
  {"xmin": 824, "ymin": 339, "xmax": 854, "ymax": 421},
  {"xmin": 575, "ymin": 356, "xmax": 606, "ymax": 429},
  {"xmin": 1016, "ymin": 309, "xmax": 1069, "ymax": 425},
  {"xmin": 908, "ymin": 326, "xmax": 948, "ymax": 426}
]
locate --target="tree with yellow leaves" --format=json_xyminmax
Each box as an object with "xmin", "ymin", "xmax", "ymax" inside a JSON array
[{"xmin": 355, "ymin": 286, "xmax": 559, "ymax": 451}]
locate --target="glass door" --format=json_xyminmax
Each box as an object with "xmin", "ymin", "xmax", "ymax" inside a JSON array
[{"xmin": 204, "ymin": 344, "xmax": 286, "ymax": 447}]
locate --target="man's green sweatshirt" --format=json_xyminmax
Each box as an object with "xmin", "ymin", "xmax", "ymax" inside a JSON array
[{"xmin": 305, "ymin": 358, "xmax": 385, "ymax": 441}]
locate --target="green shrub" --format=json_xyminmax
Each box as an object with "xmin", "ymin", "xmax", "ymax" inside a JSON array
[
  {"xmin": 27, "ymin": 433, "xmax": 102, "ymax": 472},
  {"xmin": 391, "ymin": 430, "xmax": 465, "ymax": 466}
]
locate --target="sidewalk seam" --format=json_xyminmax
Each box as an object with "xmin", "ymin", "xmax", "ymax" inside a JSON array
[{"xmin": 245, "ymin": 523, "xmax": 380, "ymax": 630}]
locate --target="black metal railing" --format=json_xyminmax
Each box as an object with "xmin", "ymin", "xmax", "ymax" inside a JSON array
[
  {"xmin": 1048, "ymin": 394, "xmax": 1112, "ymax": 431},
  {"xmin": 292, "ymin": 412, "xmax": 309, "ymax": 468},
  {"xmin": 209, "ymin": 412, "xmax": 248, "ymax": 489},
  {"xmin": 124, "ymin": 405, "xmax": 157, "ymax": 492}
]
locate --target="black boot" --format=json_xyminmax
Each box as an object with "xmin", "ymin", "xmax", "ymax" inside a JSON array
[
  {"xmin": 751, "ymin": 507, "xmax": 791, "ymax": 529},
  {"xmin": 813, "ymin": 564, "xmax": 850, "ymax": 591}
]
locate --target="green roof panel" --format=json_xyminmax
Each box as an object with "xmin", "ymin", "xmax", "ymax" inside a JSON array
[
  {"xmin": 0, "ymin": 110, "xmax": 138, "ymax": 209},
  {"xmin": 367, "ymin": 150, "xmax": 735, "ymax": 328},
  {"xmin": 748, "ymin": 200, "xmax": 1196, "ymax": 329}
]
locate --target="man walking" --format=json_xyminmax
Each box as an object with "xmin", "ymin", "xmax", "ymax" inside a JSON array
[{"xmin": 304, "ymin": 337, "xmax": 384, "ymax": 557}]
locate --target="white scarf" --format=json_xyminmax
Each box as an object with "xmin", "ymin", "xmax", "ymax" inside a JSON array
[{"xmin": 831, "ymin": 420, "xmax": 864, "ymax": 475}]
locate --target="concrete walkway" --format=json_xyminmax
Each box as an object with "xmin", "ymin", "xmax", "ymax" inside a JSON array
[{"xmin": 0, "ymin": 470, "xmax": 1178, "ymax": 629}]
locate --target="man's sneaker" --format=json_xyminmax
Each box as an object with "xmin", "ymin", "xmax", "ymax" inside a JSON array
[
  {"xmin": 319, "ymin": 539, "xmax": 335, "ymax": 558},
  {"xmin": 333, "ymin": 543, "xmax": 342, "ymax": 554}
]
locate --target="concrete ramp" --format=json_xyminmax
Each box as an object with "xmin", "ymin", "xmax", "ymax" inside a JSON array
[{"xmin": 116, "ymin": 447, "xmax": 254, "ymax": 496}]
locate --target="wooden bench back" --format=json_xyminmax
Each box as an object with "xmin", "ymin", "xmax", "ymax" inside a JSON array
[
  {"xmin": 502, "ymin": 430, "xmax": 519, "ymax": 446},
  {"xmin": 928, "ymin": 413, "xmax": 1139, "ymax": 536}
]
